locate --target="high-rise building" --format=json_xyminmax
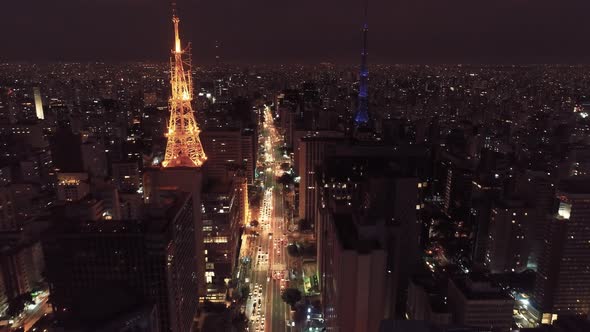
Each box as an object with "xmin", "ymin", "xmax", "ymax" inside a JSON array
[
  {"xmin": 56, "ymin": 173, "xmax": 90, "ymax": 202},
  {"xmin": 378, "ymin": 320, "xmax": 483, "ymax": 332},
  {"xmin": 37, "ymin": 297, "xmax": 160, "ymax": 332},
  {"xmin": 471, "ymin": 175, "xmax": 503, "ymax": 264},
  {"xmin": 442, "ymin": 161, "xmax": 475, "ymax": 218},
  {"xmin": 0, "ymin": 187, "xmax": 16, "ymax": 231},
  {"xmin": 485, "ymin": 199, "xmax": 533, "ymax": 274},
  {"xmin": 92, "ymin": 182, "xmax": 122, "ymax": 220},
  {"xmin": 143, "ymin": 167, "xmax": 204, "ymax": 296},
  {"xmin": 111, "ymin": 161, "xmax": 141, "ymax": 192},
  {"xmin": 447, "ymin": 275, "xmax": 514, "ymax": 332},
  {"xmin": 0, "ymin": 272, "xmax": 7, "ymax": 318},
  {"xmin": 120, "ymin": 192, "xmax": 144, "ymax": 220},
  {"xmin": 321, "ymin": 213, "xmax": 387, "ymax": 332},
  {"xmin": 201, "ymin": 178, "xmax": 246, "ymax": 302},
  {"xmin": 297, "ymin": 133, "xmax": 345, "ymax": 224},
  {"xmin": 50, "ymin": 128, "xmax": 84, "ymax": 173},
  {"xmin": 315, "ymin": 143, "xmax": 431, "ymax": 315},
  {"xmin": 62, "ymin": 196, "xmax": 106, "ymax": 221},
  {"xmin": 0, "ymin": 122, "xmax": 48, "ymax": 149},
  {"xmin": 201, "ymin": 129, "xmax": 254, "ymax": 183},
  {"xmin": 406, "ymin": 276, "xmax": 452, "ymax": 326},
  {"xmin": 0, "ymin": 240, "xmax": 45, "ymax": 310},
  {"xmin": 0, "ymin": 165, "xmax": 11, "ymax": 186},
  {"xmin": 534, "ymin": 178, "xmax": 590, "ymax": 323},
  {"xmin": 19, "ymin": 158, "xmax": 41, "ymax": 183},
  {"xmin": 43, "ymin": 192, "xmax": 197, "ymax": 332},
  {"xmin": 0, "ymin": 88, "xmax": 17, "ymax": 125},
  {"xmin": 516, "ymin": 170, "xmax": 555, "ymax": 270},
  {"xmin": 33, "ymin": 87, "xmax": 44, "ymax": 120},
  {"xmin": 81, "ymin": 139, "xmax": 108, "ymax": 178}
]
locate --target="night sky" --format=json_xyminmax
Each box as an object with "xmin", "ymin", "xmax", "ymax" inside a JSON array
[{"xmin": 2, "ymin": 0, "xmax": 590, "ymax": 64}]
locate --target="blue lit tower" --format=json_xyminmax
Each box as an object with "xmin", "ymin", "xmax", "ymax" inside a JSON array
[{"xmin": 354, "ymin": 1, "xmax": 370, "ymax": 125}]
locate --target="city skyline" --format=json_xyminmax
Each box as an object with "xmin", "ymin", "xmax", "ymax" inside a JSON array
[
  {"xmin": 2, "ymin": 0, "xmax": 590, "ymax": 64},
  {"xmin": 3, "ymin": 1, "xmax": 590, "ymax": 331}
]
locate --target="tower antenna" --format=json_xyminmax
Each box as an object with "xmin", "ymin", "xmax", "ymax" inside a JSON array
[
  {"xmin": 171, "ymin": 0, "xmax": 177, "ymax": 17},
  {"xmin": 354, "ymin": 0, "xmax": 370, "ymax": 125},
  {"xmin": 162, "ymin": 0, "xmax": 207, "ymax": 167}
]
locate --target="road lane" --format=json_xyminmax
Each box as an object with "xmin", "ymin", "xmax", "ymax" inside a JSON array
[{"xmin": 244, "ymin": 105, "xmax": 292, "ymax": 332}]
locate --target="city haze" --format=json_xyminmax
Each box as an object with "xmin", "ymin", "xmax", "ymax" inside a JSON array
[{"xmin": 2, "ymin": 0, "xmax": 590, "ymax": 64}]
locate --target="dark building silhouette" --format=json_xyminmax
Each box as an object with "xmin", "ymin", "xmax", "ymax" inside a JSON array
[{"xmin": 43, "ymin": 192, "xmax": 198, "ymax": 332}]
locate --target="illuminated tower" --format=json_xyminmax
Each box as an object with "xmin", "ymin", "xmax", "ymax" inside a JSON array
[
  {"xmin": 162, "ymin": 4, "xmax": 207, "ymax": 168},
  {"xmin": 33, "ymin": 87, "xmax": 44, "ymax": 120},
  {"xmin": 354, "ymin": 1, "xmax": 369, "ymax": 126}
]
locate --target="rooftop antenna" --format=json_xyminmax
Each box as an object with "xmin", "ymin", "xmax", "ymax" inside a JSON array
[{"xmin": 354, "ymin": 0, "xmax": 370, "ymax": 126}]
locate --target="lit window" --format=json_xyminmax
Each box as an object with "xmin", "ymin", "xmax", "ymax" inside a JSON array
[
  {"xmin": 558, "ymin": 202, "xmax": 571, "ymax": 220},
  {"xmin": 205, "ymin": 271, "xmax": 215, "ymax": 283},
  {"xmin": 204, "ymin": 236, "xmax": 228, "ymax": 243}
]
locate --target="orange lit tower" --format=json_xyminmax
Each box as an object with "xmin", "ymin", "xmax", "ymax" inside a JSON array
[{"xmin": 162, "ymin": 3, "xmax": 207, "ymax": 168}]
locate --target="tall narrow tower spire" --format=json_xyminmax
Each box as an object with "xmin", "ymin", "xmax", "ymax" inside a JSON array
[
  {"xmin": 162, "ymin": 1, "xmax": 207, "ymax": 167},
  {"xmin": 354, "ymin": 0, "xmax": 370, "ymax": 125}
]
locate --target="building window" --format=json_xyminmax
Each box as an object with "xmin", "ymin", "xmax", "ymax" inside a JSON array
[
  {"xmin": 205, "ymin": 271, "xmax": 215, "ymax": 283},
  {"xmin": 204, "ymin": 236, "xmax": 228, "ymax": 243}
]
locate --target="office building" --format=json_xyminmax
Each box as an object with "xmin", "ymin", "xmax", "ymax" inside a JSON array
[
  {"xmin": 534, "ymin": 177, "xmax": 590, "ymax": 323},
  {"xmin": 0, "ymin": 239, "xmax": 45, "ymax": 309},
  {"xmin": 317, "ymin": 147, "xmax": 425, "ymax": 317},
  {"xmin": 56, "ymin": 172, "xmax": 90, "ymax": 202},
  {"xmin": 0, "ymin": 272, "xmax": 7, "ymax": 318},
  {"xmin": 0, "ymin": 165, "xmax": 11, "ymax": 186},
  {"xmin": 447, "ymin": 275, "xmax": 514, "ymax": 332},
  {"xmin": 201, "ymin": 129, "xmax": 255, "ymax": 183},
  {"xmin": 43, "ymin": 192, "xmax": 197, "ymax": 332},
  {"xmin": 485, "ymin": 199, "xmax": 533, "ymax": 273},
  {"xmin": 0, "ymin": 122, "xmax": 48, "ymax": 149},
  {"xmin": 471, "ymin": 175, "xmax": 504, "ymax": 264},
  {"xmin": 321, "ymin": 213, "xmax": 387, "ymax": 332},
  {"xmin": 34, "ymin": 299, "xmax": 160, "ymax": 332},
  {"xmin": 443, "ymin": 161, "xmax": 475, "ymax": 218},
  {"xmin": 62, "ymin": 196, "xmax": 106, "ymax": 221},
  {"xmin": 516, "ymin": 170, "xmax": 556, "ymax": 270},
  {"xmin": 378, "ymin": 320, "xmax": 486, "ymax": 332},
  {"xmin": 297, "ymin": 133, "xmax": 345, "ymax": 223},
  {"xmin": 406, "ymin": 276, "xmax": 452, "ymax": 326},
  {"xmin": 143, "ymin": 167, "xmax": 205, "ymax": 297},
  {"xmin": 0, "ymin": 187, "xmax": 17, "ymax": 231},
  {"xmin": 111, "ymin": 161, "xmax": 141, "ymax": 193},
  {"xmin": 0, "ymin": 87, "xmax": 17, "ymax": 125},
  {"xmin": 50, "ymin": 128, "xmax": 84, "ymax": 173},
  {"xmin": 81, "ymin": 139, "xmax": 108, "ymax": 178},
  {"xmin": 201, "ymin": 178, "xmax": 245, "ymax": 301}
]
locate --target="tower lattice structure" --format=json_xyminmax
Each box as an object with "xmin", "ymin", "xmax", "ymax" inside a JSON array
[
  {"xmin": 162, "ymin": 6, "xmax": 207, "ymax": 168},
  {"xmin": 354, "ymin": 1, "xmax": 370, "ymax": 126}
]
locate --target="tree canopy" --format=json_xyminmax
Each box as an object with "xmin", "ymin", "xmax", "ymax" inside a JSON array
[{"xmin": 281, "ymin": 288, "xmax": 302, "ymax": 309}]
